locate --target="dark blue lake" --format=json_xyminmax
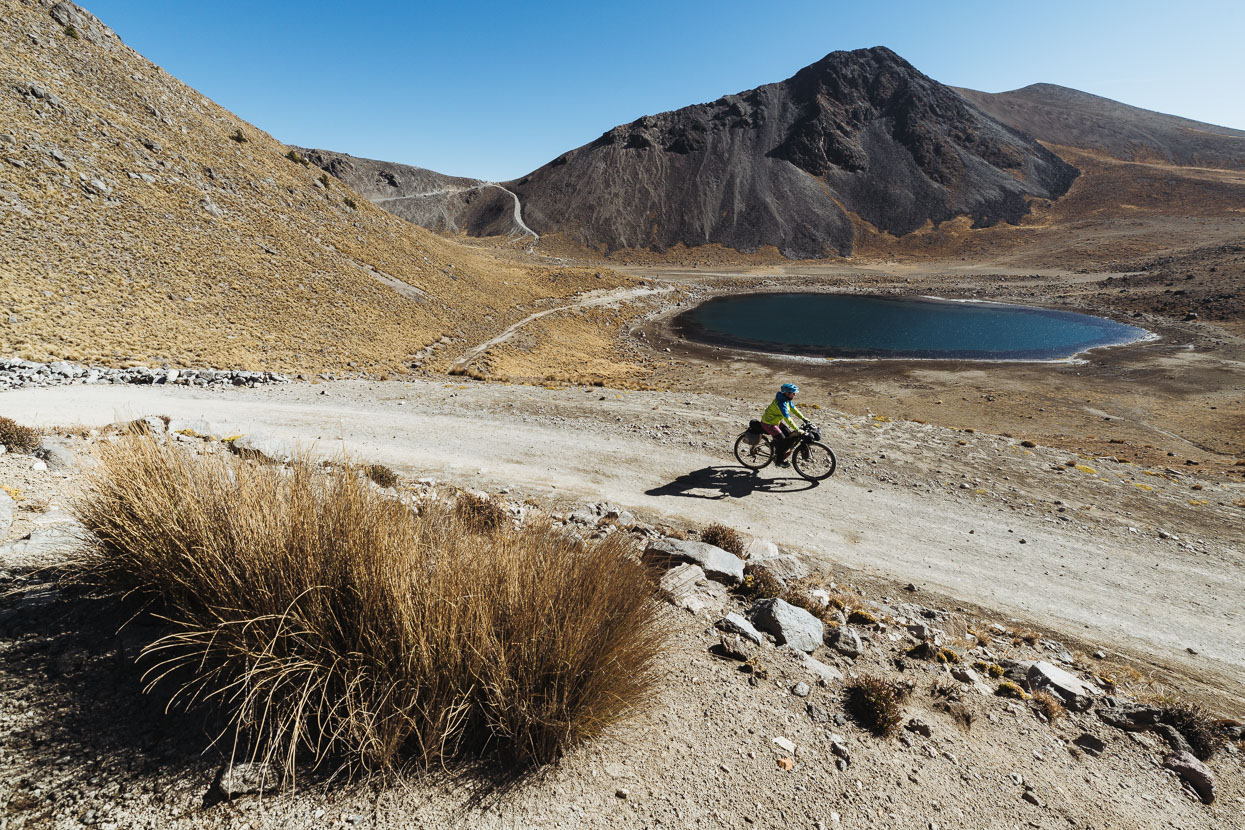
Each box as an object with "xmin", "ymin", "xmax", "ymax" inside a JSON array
[{"xmin": 676, "ymin": 293, "xmax": 1150, "ymax": 361}]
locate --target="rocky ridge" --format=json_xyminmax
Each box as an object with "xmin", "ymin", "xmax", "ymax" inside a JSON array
[{"xmin": 312, "ymin": 47, "xmax": 1079, "ymax": 259}]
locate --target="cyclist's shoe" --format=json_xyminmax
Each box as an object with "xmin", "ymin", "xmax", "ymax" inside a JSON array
[{"xmin": 776, "ymin": 459, "xmax": 791, "ymax": 468}]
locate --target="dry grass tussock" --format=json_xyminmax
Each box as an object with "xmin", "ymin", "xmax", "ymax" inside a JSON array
[
  {"xmin": 72, "ymin": 436, "xmax": 667, "ymax": 780},
  {"xmin": 700, "ymin": 523, "xmax": 743, "ymax": 557},
  {"xmin": 0, "ymin": 416, "xmax": 42, "ymax": 453}
]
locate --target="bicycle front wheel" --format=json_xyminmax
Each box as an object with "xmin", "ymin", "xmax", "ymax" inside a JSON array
[
  {"xmin": 733, "ymin": 433, "xmax": 774, "ymax": 470},
  {"xmin": 792, "ymin": 441, "xmax": 837, "ymax": 480}
]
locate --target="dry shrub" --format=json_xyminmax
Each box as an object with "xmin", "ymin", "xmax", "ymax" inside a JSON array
[
  {"xmin": 454, "ymin": 490, "xmax": 508, "ymax": 533},
  {"xmin": 847, "ymin": 608, "xmax": 878, "ymax": 626},
  {"xmin": 0, "ymin": 416, "xmax": 41, "ymax": 453},
  {"xmin": 847, "ymin": 675, "xmax": 909, "ymax": 737},
  {"xmin": 784, "ymin": 589, "xmax": 834, "ymax": 623},
  {"xmin": 1161, "ymin": 703, "xmax": 1227, "ymax": 761},
  {"xmin": 700, "ymin": 523, "xmax": 743, "ymax": 556},
  {"xmin": 363, "ymin": 463, "xmax": 398, "ymax": 489},
  {"xmin": 1032, "ymin": 690, "xmax": 1066, "ymax": 723},
  {"xmin": 73, "ymin": 436, "xmax": 666, "ymax": 779},
  {"xmin": 735, "ymin": 563, "xmax": 784, "ymax": 601}
]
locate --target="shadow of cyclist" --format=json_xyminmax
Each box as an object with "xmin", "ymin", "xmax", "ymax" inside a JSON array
[{"xmin": 644, "ymin": 466, "xmax": 818, "ymax": 500}]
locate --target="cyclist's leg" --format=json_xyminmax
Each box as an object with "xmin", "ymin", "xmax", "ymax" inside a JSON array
[{"xmin": 775, "ymin": 424, "xmax": 794, "ymax": 461}]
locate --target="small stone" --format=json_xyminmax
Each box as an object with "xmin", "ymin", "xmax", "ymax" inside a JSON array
[
  {"xmin": 831, "ymin": 626, "xmax": 863, "ymax": 658},
  {"xmin": 1165, "ymin": 751, "xmax": 1215, "ymax": 806},
  {"xmin": 1073, "ymin": 733, "xmax": 1106, "ymax": 757},
  {"xmin": 213, "ymin": 761, "xmax": 278, "ymax": 798},
  {"xmin": 776, "ymin": 757, "xmax": 795, "ymax": 771},
  {"xmin": 790, "ymin": 682, "xmax": 810, "ymax": 698},
  {"xmin": 772, "ymin": 736, "xmax": 796, "ymax": 754},
  {"xmin": 806, "ymin": 703, "xmax": 832, "ymax": 723},
  {"xmin": 644, "ymin": 537, "xmax": 744, "ymax": 585},
  {"xmin": 615, "ymin": 788, "xmax": 629, "ymax": 799},
  {"xmin": 717, "ymin": 632, "xmax": 757, "ymax": 662},
  {"xmin": 750, "ymin": 597, "xmax": 824, "ymax": 653},
  {"xmin": 905, "ymin": 717, "xmax": 932, "ymax": 738},
  {"xmin": 717, "ymin": 612, "xmax": 764, "ymax": 646}
]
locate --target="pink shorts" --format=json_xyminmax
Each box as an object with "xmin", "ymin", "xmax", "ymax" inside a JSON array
[{"xmin": 761, "ymin": 423, "xmax": 790, "ymax": 439}]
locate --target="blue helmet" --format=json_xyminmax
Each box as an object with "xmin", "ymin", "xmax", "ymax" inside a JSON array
[{"xmin": 780, "ymin": 383, "xmax": 799, "ymax": 396}]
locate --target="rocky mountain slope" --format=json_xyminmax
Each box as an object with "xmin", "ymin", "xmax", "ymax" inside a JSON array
[
  {"xmin": 307, "ymin": 48, "xmax": 1079, "ymax": 259},
  {"xmin": 0, "ymin": 0, "xmax": 622, "ymax": 371},
  {"xmin": 294, "ymin": 148, "xmax": 530, "ymax": 238},
  {"xmin": 955, "ymin": 83, "xmax": 1245, "ymax": 170}
]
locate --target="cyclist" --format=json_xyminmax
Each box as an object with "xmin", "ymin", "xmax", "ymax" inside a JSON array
[{"xmin": 760, "ymin": 383, "xmax": 808, "ymax": 467}]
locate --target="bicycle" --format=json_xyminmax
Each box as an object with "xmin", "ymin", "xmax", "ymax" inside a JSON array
[{"xmin": 733, "ymin": 421, "xmax": 837, "ymax": 481}]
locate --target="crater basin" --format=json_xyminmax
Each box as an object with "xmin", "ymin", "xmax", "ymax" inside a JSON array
[{"xmin": 674, "ymin": 293, "xmax": 1150, "ymax": 361}]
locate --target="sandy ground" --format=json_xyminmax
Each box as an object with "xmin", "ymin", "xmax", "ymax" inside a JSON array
[{"xmin": 4, "ymin": 380, "xmax": 1240, "ymax": 707}]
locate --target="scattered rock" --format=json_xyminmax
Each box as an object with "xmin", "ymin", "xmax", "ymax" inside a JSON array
[
  {"xmin": 38, "ymin": 440, "xmax": 78, "ymax": 471},
  {"xmin": 750, "ymin": 597, "xmax": 824, "ymax": 652},
  {"xmin": 742, "ymin": 538, "xmax": 778, "ymax": 560},
  {"xmin": 830, "ymin": 625, "xmax": 863, "ymax": 658},
  {"xmin": 1073, "ymin": 733, "xmax": 1106, "ymax": 757},
  {"xmin": 213, "ymin": 761, "xmax": 279, "ymax": 799},
  {"xmin": 780, "ymin": 646, "xmax": 844, "ymax": 684},
  {"xmin": 230, "ymin": 434, "xmax": 294, "ymax": 464},
  {"xmin": 772, "ymin": 736, "xmax": 796, "ymax": 754},
  {"xmin": 716, "ymin": 632, "xmax": 757, "ymax": 662},
  {"xmin": 716, "ymin": 612, "xmax": 764, "ymax": 646},
  {"xmin": 1163, "ymin": 751, "xmax": 1215, "ymax": 803},
  {"xmin": 806, "ymin": 702, "xmax": 832, "ymax": 723},
  {"xmin": 747, "ymin": 552, "xmax": 808, "ymax": 585},
  {"xmin": 660, "ymin": 563, "xmax": 706, "ymax": 604},
  {"xmin": 905, "ymin": 717, "xmax": 932, "ymax": 738},
  {"xmin": 643, "ymin": 537, "xmax": 744, "ymax": 585},
  {"xmin": 1153, "ymin": 723, "xmax": 1195, "ymax": 756},
  {"xmin": 790, "ymin": 681, "xmax": 810, "ymax": 698},
  {"xmin": 1026, "ymin": 661, "xmax": 1101, "ymax": 711},
  {"xmin": 1097, "ymin": 703, "xmax": 1162, "ymax": 732}
]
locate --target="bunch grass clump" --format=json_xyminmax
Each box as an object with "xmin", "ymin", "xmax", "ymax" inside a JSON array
[
  {"xmin": 1161, "ymin": 702, "xmax": 1227, "ymax": 761},
  {"xmin": 846, "ymin": 675, "xmax": 909, "ymax": 737},
  {"xmin": 1031, "ymin": 690, "xmax": 1066, "ymax": 723},
  {"xmin": 0, "ymin": 416, "xmax": 42, "ymax": 453},
  {"xmin": 362, "ymin": 463, "xmax": 398, "ymax": 489},
  {"xmin": 734, "ymin": 563, "xmax": 784, "ymax": 602},
  {"xmin": 454, "ymin": 490, "xmax": 508, "ymax": 533},
  {"xmin": 700, "ymin": 523, "xmax": 743, "ymax": 556},
  {"xmin": 73, "ymin": 436, "xmax": 666, "ymax": 780}
]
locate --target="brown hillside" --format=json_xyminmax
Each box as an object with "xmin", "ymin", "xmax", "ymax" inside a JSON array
[
  {"xmin": 0, "ymin": 0, "xmax": 627, "ymax": 372},
  {"xmin": 955, "ymin": 83, "xmax": 1245, "ymax": 170}
]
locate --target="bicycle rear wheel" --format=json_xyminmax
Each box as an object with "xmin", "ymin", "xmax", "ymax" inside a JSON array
[
  {"xmin": 733, "ymin": 433, "xmax": 774, "ymax": 470},
  {"xmin": 792, "ymin": 441, "xmax": 837, "ymax": 480}
]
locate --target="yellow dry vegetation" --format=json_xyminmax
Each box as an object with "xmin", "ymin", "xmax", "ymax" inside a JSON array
[
  {"xmin": 468, "ymin": 305, "xmax": 650, "ymax": 386},
  {"xmin": 0, "ymin": 3, "xmax": 631, "ymax": 372}
]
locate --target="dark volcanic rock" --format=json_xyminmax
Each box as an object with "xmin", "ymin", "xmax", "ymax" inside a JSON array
[
  {"xmin": 314, "ymin": 48, "xmax": 1077, "ymax": 259},
  {"xmin": 508, "ymin": 47, "xmax": 1077, "ymax": 258},
  {"xmin": 955, "ymin": 83, "xmax": 1245, "ymax": 170}
]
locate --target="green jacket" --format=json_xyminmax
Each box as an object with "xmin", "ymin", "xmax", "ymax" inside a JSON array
[{"xmin": 762, "ymin": 395, "xmax": 805, "ymax": 431}]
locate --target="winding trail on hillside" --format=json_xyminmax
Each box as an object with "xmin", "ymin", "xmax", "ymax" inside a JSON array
[
  {"xmin": 449, "ymin": 285, "xmax": 673, "ymax": 372},
  {"xmin": 375, "ymin": 182, "xmax": 539, "ymax": 243},
  {"xmin": 4, "ymin": 381, "xmax": 1241, "ymax": 705}
]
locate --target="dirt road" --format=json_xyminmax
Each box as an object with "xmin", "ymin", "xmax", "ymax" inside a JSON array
[{"xmin": 4, "ymin": 380, "xmax": 1241, "ymax": 700}]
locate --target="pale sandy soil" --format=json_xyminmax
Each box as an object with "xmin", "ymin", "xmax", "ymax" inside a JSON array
[{"xmin": 4, "ymin": 380, "xmax": 1240, "ymax": 700}]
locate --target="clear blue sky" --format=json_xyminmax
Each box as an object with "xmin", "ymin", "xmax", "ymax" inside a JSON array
[{"xmin": 87, "ymin": 0, "xmax": 1245, "ymax": 181}]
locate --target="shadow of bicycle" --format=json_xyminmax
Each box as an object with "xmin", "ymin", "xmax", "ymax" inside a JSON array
[{"xmin": 644, "ymin": 465, "xmax": 818, "ymax": 500}]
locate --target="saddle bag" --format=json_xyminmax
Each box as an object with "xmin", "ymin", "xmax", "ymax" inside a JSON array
[{"xmin": 744, "ymin": 419, "xmax": 763, "ymax": 445}]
